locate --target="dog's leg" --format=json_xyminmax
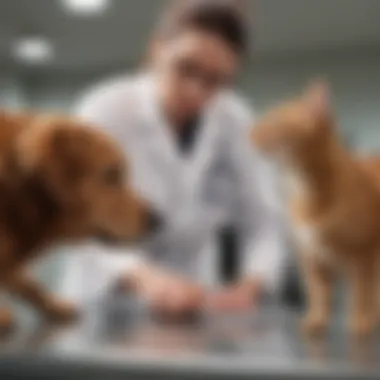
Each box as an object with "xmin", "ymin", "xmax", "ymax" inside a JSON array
[
  {"xmin": 0, "ymin": 306, "xmax": 14, "ymax": 336},
  {"xmin": 300, "ymin": 252, "xmax": 334, "ymax": 337},
  {"xmin": 6, "ymin": 271, "xmax": 79, "ymax": 323},
  {"xmin": 378, "ymin": 257, "xmax": 380, "ymax": 327},
  {"xmin": 348, "ymin": 255, "xmax": 377, "ymax": 339}
]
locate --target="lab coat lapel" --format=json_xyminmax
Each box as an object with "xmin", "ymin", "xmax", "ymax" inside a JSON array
[
  {"xmin": 139, "ymin": 74, "xmax": 179, "ymax": 174},
  {"xmin": 182, "ymin": 103, "xmax": 219, "ymax": 199},
  {"xmin": 138, "ymin": 74, "xmax": 219, "ymax": 206},
  {"xmin": 138, "ymin": 74, "xmax": 191, "ymax": 217}
]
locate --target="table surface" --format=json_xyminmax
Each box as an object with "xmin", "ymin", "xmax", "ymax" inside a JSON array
[{"xmin": 0, "ymin": 297, "xmax": 380, "ymax": 379}]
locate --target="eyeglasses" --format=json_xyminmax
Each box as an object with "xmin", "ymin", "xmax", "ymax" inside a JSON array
[{"xmin": 172, "ymin": 58, "xmax": 234, "ymax": 91}]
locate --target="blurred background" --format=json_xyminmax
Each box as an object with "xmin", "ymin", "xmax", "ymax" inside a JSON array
[
  {"xmin": 0, "ymin": 0, "xmax": 379, "ymax": 305},
  {"xmin": 0, "ymin": 0, "xmax": 379, "ymax": 150}
]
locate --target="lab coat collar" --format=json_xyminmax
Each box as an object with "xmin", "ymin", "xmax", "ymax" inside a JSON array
[{"xmin": 137, "ymin": 72, "xmax": 220, "ymax": 198}]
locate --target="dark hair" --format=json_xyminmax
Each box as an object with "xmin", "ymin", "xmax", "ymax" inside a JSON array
[{"xmin": 158, "ymin": 0, "xmax": 250, "ymax": 56}]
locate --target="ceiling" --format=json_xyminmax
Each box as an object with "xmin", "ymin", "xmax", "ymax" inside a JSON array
[{"xmin": 0, "ymin": 0, "xmax": 379, "ymax": 73}]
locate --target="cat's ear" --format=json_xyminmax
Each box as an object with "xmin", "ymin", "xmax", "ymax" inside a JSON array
[{"xmin": 304, "ymin": 80, "xmax": 331, "ymax": 120}]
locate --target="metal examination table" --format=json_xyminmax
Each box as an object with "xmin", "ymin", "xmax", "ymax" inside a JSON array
[{"xmin": 0, "ymin": 299, "xmax": 380, "ymax": 380}]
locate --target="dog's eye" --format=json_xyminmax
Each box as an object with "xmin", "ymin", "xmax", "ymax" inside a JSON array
[{"xmin": 102, "ymin": 166, "xmax": 123, "ymax": 186}]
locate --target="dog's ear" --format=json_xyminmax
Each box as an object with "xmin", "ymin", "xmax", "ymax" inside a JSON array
[
  {"xmin": 49, "ymin": 125, "xmax": 89, "ymax": 183},
  {"xmin": 11, "ymin": 117, "xmax": 90, "ymax": 205},
  {"xmin": 304, "ymin": 80, "xmax": 331, "ymax": 121}
]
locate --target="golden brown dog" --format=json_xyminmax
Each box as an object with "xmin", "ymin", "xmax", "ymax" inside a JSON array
[
  {"xmin": 0, "ymin": 111, "xmax": 157, "ymax": 333},
  {"xmin": 251, "ymin": 82, "xmax": 380, "ymax": 338}
]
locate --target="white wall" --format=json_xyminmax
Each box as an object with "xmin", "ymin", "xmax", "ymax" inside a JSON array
[
  {"xmin": 25, "ymin": 78, "xmax": 88, "ymax": 112},
  {"xmin": 0, "ymin": 76, "xmax": 28, "ymax": 109}
]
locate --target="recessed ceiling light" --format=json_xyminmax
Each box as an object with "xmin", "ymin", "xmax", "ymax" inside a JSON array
[
  {"xmin": 60, "ymin": 0, "xmax": 110, "ymax": 16},
  {"xmin": 12, "ymin": 36, "xmax": 54, "ymax": 65}
]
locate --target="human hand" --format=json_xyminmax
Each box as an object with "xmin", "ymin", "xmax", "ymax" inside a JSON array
[
  {"xmin": 124, "ymin": 266, "xmax": 205, "ymax": 320},
  {"xmin": 207, "ymin": 278, "xmax": 262, "ymax": 312}
]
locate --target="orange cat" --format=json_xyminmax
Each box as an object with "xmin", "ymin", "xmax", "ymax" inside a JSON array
[{"xmin": 251, "ymin": 82, "xmax": 380, "ymax": 338}]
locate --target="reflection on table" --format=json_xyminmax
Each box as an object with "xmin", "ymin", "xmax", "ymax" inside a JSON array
[{"xmin": 0, "ymin": 299, "xmax": 380, "ymax": 379}]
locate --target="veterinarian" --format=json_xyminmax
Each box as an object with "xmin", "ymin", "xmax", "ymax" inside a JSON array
[{"xmin": 63, "ymin": 0, "xmax": 285, "ymax": 317}]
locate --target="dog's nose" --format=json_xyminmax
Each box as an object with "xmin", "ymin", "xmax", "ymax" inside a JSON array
[{"xmin": 146, "ymin": 209, "xmax": 163, "ymax": 234}]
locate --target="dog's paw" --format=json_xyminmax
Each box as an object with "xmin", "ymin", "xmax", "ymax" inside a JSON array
[
  {"xmin": 349, "ymin": 315, "xmax": 376, "ymax": 339},
  {"xmin": 0, "ymin": 308, "xmax": 15, "ymax": 337},
  {"xmin": 301, "ymin": 314, "xmax": 328, "ymax": 338},
  {"xmin": 43, "ymin": 300, "xmax": 80, "ymax": 324}
]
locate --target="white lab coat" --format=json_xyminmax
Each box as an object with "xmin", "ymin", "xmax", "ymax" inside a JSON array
[{"xmin": 60, "ymin": 72, "xmax": 286, "ymax": 303}]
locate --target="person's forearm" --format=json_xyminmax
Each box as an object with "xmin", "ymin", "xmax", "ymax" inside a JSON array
[{"xmin": 236, "ymin": 276, "xmax": 263, "ymax": 295}]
